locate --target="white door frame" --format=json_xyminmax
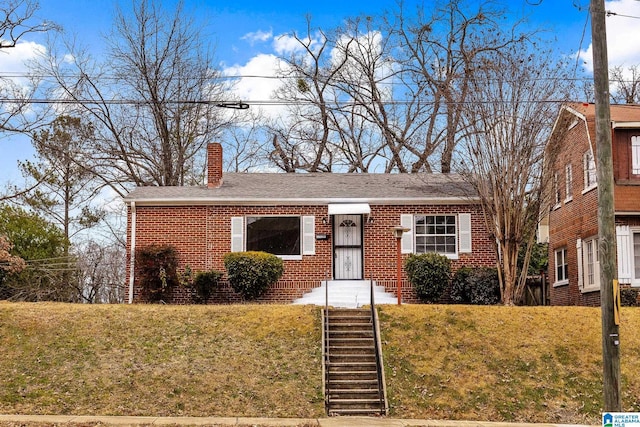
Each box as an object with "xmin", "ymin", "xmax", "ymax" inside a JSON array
[{"xmin": 333, "ymin": 214, "xmax": 364, "ymax": 280}]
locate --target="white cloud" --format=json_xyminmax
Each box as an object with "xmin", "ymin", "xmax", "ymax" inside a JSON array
[
  {"xmin": 0, "ymin": 40, "xmax": 45, "ymax": 72},
  {"xmin": 578, "ymin": 0, "xmax": 640, "ymax": 72},
  {"xmin": 241, "ymin": 29, "xmax": 273, "ymax": 45},
  {"xmin": 272, "ymin": 32, "xmax": 325, "ymax": 56},
  {"xmin": 223, "ymin": 53, "xmax": 289, "ymax": 118}
]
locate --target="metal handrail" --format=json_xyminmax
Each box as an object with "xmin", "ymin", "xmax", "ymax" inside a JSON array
[
  {"xmin": 323, "ymin": 270, "xmax": 330, "ymax": 414},
  {"xmin": 369, "ymin": 275, "xmax": 386, "ymax": 415}
]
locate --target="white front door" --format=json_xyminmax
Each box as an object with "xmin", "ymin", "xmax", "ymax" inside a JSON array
[{"xmin": 333, "ymin": 214, "xmax": 363, "ymax": 280}]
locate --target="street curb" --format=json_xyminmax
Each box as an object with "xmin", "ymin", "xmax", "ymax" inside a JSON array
[{"xmin": 0, "ymin": 415, "xmax": 600, "ymax": 427}]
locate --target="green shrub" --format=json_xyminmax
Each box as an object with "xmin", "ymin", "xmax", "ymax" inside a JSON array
[
  {"xmin": 621, "ymin": 288, "xmax": 639, "ymax": 307},
  {"xmin": 468, "ymin": 267, "xmax": 501, "ymax": 305},
  {"xmin": 450, "ymin": 266, "xmax": 501, "ymax": 305},
  {"xmin": 191, "ymin": 270, "xmax": 223, "ymax": 304},
  {"xmin": 223, "ymin": 251, "xmax": 284, "ymax": 300},
  {"xmin": 404, "ymin": 252, "xmax": 451, "ymax": 303},
  {"xmin": 135, "ymin": 244, "xmax": 179, "ymax": 303},
  {"xmin": 450, "ymin": 267, "xmax": 474, "ymax": 303}
]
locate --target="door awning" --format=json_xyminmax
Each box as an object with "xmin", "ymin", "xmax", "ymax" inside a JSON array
[{"xmin": 327, "ymin": 203, "xmax": 371, "ymax": 215}]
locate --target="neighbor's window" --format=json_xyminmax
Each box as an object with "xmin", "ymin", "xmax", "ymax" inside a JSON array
[
  {"xmin": 555, "ymin": 248, "xmax": 568, "ymax": 284},
  {"xmin": 632, "ymin": 136, "xmax": 640, "ymax": 175},
  {"xmin": 583, "ymin": 150, "xmax": 597, "ymax": 189},
  {"xmin": 554, "ymin": 172, "xmax": 561, "ymax": 206},
  {"xmin": 633, "ymin": 232, "xmax": 640, "ymax": 284},
  {"xmin": 246, "ymin": 216, "xmax": 300, "ymax": 256},
  {"xmin": 582, "ymin": 237, "xmax": 600, "ymax": 292},
  {"xmin": 415, "ymin": 215, "xmax": 457, "ymax": 255},
  {"xmin": 565, "ymin": 164, "xmax": 573, "ymax": 201}
]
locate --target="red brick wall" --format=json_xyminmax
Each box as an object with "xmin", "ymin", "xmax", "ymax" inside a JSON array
[
  {"xmin": 126, "ymin": 203, "xmax": 496, "ymax": 304},
  {"xmin": 548, "ymin": 113, "xmax": 600, "ymax": 306},
  {"xmin": 548, "ymin": 114, "xmax": 640, "ymax": 306},
  {"xmin": 613, "ymin": 129, "xmax": 640, "ymax": 212}
]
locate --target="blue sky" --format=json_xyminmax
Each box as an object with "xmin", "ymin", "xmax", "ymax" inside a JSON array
[{"xmin": 2, "ymin": 0, "xmax": 640, "ymax": 185}]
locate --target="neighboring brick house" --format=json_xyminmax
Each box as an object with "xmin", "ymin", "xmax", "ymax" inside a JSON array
[
  {"xmin": 123, "ymin": 143, "xmax": 497, "ymax": 304},
  {"xmin": 546, "ymin": 103, "xmax": 640, "ymax": 306}
]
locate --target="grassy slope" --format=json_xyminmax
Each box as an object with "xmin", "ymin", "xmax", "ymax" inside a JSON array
[
  {"xmin": 379, "ymin": 305, "xmax": 640, "ymax": 424},
  {"xmin": 1, "ymin": 302, "xmax": 639, "ymax": 424},
  {"xmin": 0, "ymin": 303, "xmax": 324, "ymax": 418}
]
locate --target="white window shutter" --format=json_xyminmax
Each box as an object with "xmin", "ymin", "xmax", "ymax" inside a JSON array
[
  {"xmin": 302, "ymin": 216, "xmax": 315, "ymax": 255},
  {"xmin": 400, "ymin": 214, "xmax": 413, "ymax": 254},
  {"xmin": 616, "ymin": 225, "xmax": 632, "ymax": 284},
  {"xmin": 576, "ymin": 238, "xmax": 583, "ymax": 290},
  {"xmin": 458, "ymin": 213, "xmax": 472, "ymax": 253},
  {"xmin": 231, "ymin": 217, "xmax": 244, "ymax": 252}
]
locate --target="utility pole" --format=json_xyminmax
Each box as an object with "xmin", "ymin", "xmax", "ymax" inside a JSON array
[{"xmin": 590, "ymin": 0, "xmax": 621, "ymax": 411}]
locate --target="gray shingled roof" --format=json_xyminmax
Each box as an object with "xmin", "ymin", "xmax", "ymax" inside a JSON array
[{"xmin": 124, "ymin": 172, "xmax": 477, "ymax": 206}]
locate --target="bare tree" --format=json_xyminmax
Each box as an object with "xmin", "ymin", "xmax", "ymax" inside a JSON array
[
  {"xmin": 73, "ymin": 240, "xmax": 126, "ymax": 303},
  {"xmin": 269, "ymin": 20, "xmax": 351, "ymax": 172},
  {"xmin": 330, "ymin": 17, "xmax": 430, "ymax": 173},
  {"xmin": 35, "ymin": 0, "xmax": 232, "ymax": 195},
  {"xmin": 389, "ymin": 0, "xmax": 531, "ymax": 173},
  {"xmin": 0, "ymin": 0, "xmax": 51, "ymax": 48},
  {"xmin": 456, "ymin": 42, "xmax": 573, "ymax": 305},
  {"xmin": 0, "ymin": 1, "xmax": 57, "ymax": 134},
  {"xmin": 610, "ymin": 65, "xmax": 640, "ymax": 104}
]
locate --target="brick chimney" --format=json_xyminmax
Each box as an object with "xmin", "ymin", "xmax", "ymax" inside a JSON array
[{"xmin": 207, "ymin": 142, "xmax": 223, "ymax": 188}]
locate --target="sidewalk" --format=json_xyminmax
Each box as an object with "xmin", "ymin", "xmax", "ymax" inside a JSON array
[{"xmin": 0, "ymin": 415, "xmax": 599, "ymax": 427}]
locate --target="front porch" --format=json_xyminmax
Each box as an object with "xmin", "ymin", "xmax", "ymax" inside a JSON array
[{"xmin": 293, "ymin": 280, "xmax": 398, "ymax": 308}]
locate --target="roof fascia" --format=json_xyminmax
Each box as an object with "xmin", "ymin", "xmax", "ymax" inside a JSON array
[
  {"xmin": 123, "ymin": 196, "xmax": 480, "ymax": 207},
  {"xmin": 612, "ymin": 121, "xmax": 640, "ymax": 129}
]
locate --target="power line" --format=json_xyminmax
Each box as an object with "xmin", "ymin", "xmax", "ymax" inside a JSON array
[{"xmin": 0, "ymin": 97, "xmax": 580, "ymax": 107}]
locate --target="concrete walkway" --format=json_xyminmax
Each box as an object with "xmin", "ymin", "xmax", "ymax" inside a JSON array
[{"xmin": 0, "ymin": 415, "xmax": 598, "ymax": 427}]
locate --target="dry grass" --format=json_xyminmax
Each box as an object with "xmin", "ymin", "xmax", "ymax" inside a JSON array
[
  {"xmin": 379, "ymin": 305, "xmax": 640, "ymax": 424},
  {"xmin": 2, "ymin": 302, "xmax": 640, "ymax": 424},
  {"xmin": 0, "ymin": 302, "xmax": 324, "ymax": 418}
]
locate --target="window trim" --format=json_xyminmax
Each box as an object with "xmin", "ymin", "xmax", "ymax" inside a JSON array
[
  {"xmin": 553, "ymin": 172, "xmax": 561, "ymax": 209},
  {"xmin": 580, "ymin": 236, "xmax": 600, "ymax": 293},
  {"xmin": 241, "ymin": 214, "xmax": 315, "ymax": 261},
  {"xmin": 554, "ymin": 247, "xmax": 569, "ymax": 287},
  {"xmin": 632, "ymin": 228, "xmax": 640, "ymax": 287},
  {"xmin": 565, "ymin": 163, "xmax": 573, "ymax": 203},
  {"xmin": 631, "ymin": 135, "xmax": 640, "ymax": 177}
]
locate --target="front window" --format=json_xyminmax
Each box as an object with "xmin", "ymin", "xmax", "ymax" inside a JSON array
[
  {"xmin": 415, "ymin": 215, "xmax": 457, "ymax": 255},
  {"xmin": 246, "ymin": 216, "xmax": 300, "ymax": 256},
  {"xmin": 555, "ymin": 248, "xmax": 568, "ymax": 285},
  {"xmin": 583, "ymin": 150, "xmax": 597, "ymax": 190}
]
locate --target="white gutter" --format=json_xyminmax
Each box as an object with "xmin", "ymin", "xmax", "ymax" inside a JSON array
[
  {"xmin": 128, "ymin": 201, "xmax": 136, "ymax": 304},
  {"xmin": 612, "ymin": 121, "xmax": 640, "ymax": 129},
  {"xmin": 122, "ymin": 196, "xmax": 479, "ymax": 207}
]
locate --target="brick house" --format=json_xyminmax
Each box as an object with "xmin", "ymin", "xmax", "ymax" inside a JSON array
[
  {"xmin": 546, "ymin": 103, "xmax": 640, "ymax": 306},
  {"xmin": 123, "ymin": 143, "xmax": 497, "ymax": 304}
]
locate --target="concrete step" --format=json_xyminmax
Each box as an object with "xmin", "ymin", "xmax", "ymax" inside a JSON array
[
  {"xmin": 328, "ymin": 330, "xmax": 373, "ymax": 339},
  {"xmin": 327, "ymin": 371, "xmax": 378, "ymax": 380},
  {"xmin": 328, "ymin": 354, "xmax": 376, "ymax": 363},
  {"xmin": 327, "ymin": 322, "xmax": 372, "ymax": 329},
  {"xmin": 294, "ymin": 281, "xmax": 398, "ymax": 308},
  {"xmin": 328, "ymin": 398, "xmax": 384, "ymax": 410},
  {"xmin": 328, "ymin": 389, "xmax": 382, "ymax": 399},
  {"xmin": 328, "ymin": 379, "xmax": 379, "ymax": 389},
  {"xmin": 328, "ymin": 346, "xmax": 375, "ymax": 354},
  {"xmin": 328, "ymin": 407, "xmax": 385, "ymax": 416}
]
